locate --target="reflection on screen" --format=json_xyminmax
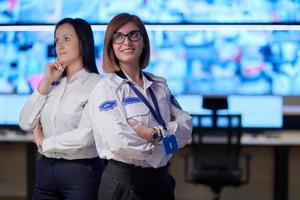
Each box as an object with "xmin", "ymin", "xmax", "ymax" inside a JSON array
[{"xmin": 176, "ymin": 95, "xmax": 283, "ymax": 129}]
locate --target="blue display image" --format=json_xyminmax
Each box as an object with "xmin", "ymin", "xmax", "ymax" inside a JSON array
[
  {"xmin": 1, "ymin": 29, "xmax": 299, "ymax": 96},
  {"xmin": 0, "ymin": 0, "xmax": 300, "ymax": 24},
  {"xmin": 0, "ymin": 28, "xmax": 296, "ymax": 127},
  {"xmin": 0, "ymin": 30, "xmax": 104, "ymax": 94},
  {"xmin": 176, "ymin": 95, "xmax": 283, "ymax": 129}
]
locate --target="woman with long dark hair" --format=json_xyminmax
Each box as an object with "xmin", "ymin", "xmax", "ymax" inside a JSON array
[{"xmin": 19, "ymin": 18, "xmax": 105, "ymax": 200}]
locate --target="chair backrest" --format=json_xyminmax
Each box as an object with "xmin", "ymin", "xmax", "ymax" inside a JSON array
[{"xmin": 187, "ymin": 114, "xmax": 242, "ymax": 184}]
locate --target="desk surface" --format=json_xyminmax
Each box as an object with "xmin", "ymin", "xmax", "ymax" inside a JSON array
[
  {"xmin": 242, "ymin": 131, "xmax": 300, "ymax": 146},
  {"xmin": 1, "ymin": 130, "xmax": 300, "ymax": 145},
  {"xmin": 0, "ymin": 130, "xmax": 32, "ymax": 142}
]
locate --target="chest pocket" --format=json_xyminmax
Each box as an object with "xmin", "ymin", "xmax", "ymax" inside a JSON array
[
  {"xmin": 124, "ymin": 102, "xmax": 150, "ymax": 125},
  {"xmin": 63, "ymin": 94, "xmax": 88, "ymax": 115},
  {"xmin": 63, "ymin": 94, "xmax": 88, "ymax": 128}
]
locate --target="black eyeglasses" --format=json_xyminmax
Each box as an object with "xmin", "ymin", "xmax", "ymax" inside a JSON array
[{"xmin": 112, "ymin": 30, "xmax": 142, "ymax": 44}]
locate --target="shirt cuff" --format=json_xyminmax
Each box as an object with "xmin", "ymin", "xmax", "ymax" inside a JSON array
[
  {"xmin": 155, "ymin": 125, "xmax": 166, "ymax": 137},
  {"xmin": 42, "ymin": 136, "xmax": 56, "ymax": 153},
  {"xmin": 164, "ymin": 122, "xmax": 178, "ymax": 136},
  {"xmin": 30, "ymin": 89, "xmax": 47, "ymax": 103},
  {"xmin": 145, "ymin": 145, "xmax": 170, "ymax": 168}
]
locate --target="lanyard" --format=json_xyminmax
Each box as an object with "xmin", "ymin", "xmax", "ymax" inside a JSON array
[
  {"xmin": 117, "ymin": 71, "xmax": 179, "ymax": 155},
  {"xmin": 128, "ymin": 82, "xmax": 167, "ymax": 130}
]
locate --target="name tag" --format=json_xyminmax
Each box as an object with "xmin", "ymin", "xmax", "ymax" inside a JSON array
[{"xmin": 162, "ymin": 134, "xmax": 178, "ymax": 155}]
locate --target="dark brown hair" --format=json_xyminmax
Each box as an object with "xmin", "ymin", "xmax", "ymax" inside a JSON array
[
  {"xmin": 102, "ymin": 13, "xmax": 150, "ymax": 72},
  {"xmin": 54, "ymin": 18, "xmax": 99, "ymax": 76}
]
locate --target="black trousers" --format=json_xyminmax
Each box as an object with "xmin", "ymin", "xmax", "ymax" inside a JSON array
[
  {"xmin": 32, "ymin": 156, "xmax": 105, "ymax": 200},
  {"xmin": 98, "ymin": 160, "xmax": 175, "ymax": 200}
]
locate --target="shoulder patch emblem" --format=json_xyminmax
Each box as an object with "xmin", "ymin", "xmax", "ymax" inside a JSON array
[
  {"xmin": 99, "ymin": 100, "xmax": 117, "ymax": 111},
  {"xmin": 123, "ymin": 97, "xmax": 141, "ymax": 105}
]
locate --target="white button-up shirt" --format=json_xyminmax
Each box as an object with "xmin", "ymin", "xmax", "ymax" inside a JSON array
[
  {"xmin": 19, "ymin": 69, "xmax": 100, "ymax": 160},
  {"xmin": 88, "ymin": 71, "xmax": 192, "ymax": 168}
]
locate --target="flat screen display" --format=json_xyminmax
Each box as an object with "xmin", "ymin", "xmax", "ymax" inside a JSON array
[
  {"xmin": 0, "ymin": 94, "xmax": 29, "ymax": 126},
  {"xmin": 176, "ymin": 95, "xmax": 283, "ymax": 129}
]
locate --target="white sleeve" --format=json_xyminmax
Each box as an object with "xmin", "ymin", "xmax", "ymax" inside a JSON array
[
  {"xmin": 88, "ymin": 82, "xmax": 154, "ymax": 160},
  {"xmin": 164, "ymin": 84, "xmax": 193, "ymax": 148},
  {"xmin": 19, "ymin": 89, "xmax": 47, "ymax": 132},
  {"xmin": 41, "ymin": 104, "xmax": 94, "ymax": 154}
]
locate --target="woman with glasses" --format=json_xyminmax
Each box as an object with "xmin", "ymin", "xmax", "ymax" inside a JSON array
[
  {"xmin": 19, "ymin": 18, "xmax": 105, "ymax": 200},
  {"xmin": 88, "ymin": 13, "xmax": 192, "ymax": 200}
]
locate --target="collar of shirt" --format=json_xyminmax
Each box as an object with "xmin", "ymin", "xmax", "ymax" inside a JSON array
[
  {"xmin": 111, "ymin": 70, "xmax": 165, "ymax": 90},
  {"xmin": 122, "ymin": 70, "xmax": 153, "ymax": 90},
  {"xmin": 67, "ymin": 68, "xmax": 90, "ymax": 84}
]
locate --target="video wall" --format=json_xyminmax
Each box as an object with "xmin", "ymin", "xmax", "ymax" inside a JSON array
[
  {"xmin": 1, "ymin": 0, "xmax": 300, "ymax": 24},
  {"xmin": 1, "ymin": 29, "xmax": 300, "ymax": 96},
  {"xmin": 1, "ymin": 0, "xmax": 299, "ymax": 127}
]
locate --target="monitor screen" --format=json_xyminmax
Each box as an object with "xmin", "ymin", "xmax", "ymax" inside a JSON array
[
  {"xmin": 0, "ymin": 0, "xmax": 299, "ymax": 24},
  {"xmin": 226, "ymin": 95, "xmax": 283, "ymax": 129},
  {"xmin": 0, "ymin": 94, "xmax": 29, "ymax": 126},
  {"xmin": 176, "ymin": 95, "xmax": 283, "ymax": 129}
]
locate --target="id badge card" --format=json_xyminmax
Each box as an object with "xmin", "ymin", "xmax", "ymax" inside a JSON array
[{"xmin": 162, "ymin": 134, "xmax": 179, "ymax": 155}]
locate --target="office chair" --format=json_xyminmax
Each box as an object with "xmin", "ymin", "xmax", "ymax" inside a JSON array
[{"xmin": 184, "ymin": 97, "xmax": 252, "ymax": 200}]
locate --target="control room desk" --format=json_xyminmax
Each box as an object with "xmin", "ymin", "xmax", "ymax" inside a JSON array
[
  {"xmin": 1, "ymin": 131, "xmax": 300, "ymax": 200},
  {"xmin": 242, "ymin": 131, "xmax": 300, "ymax": 200}
]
